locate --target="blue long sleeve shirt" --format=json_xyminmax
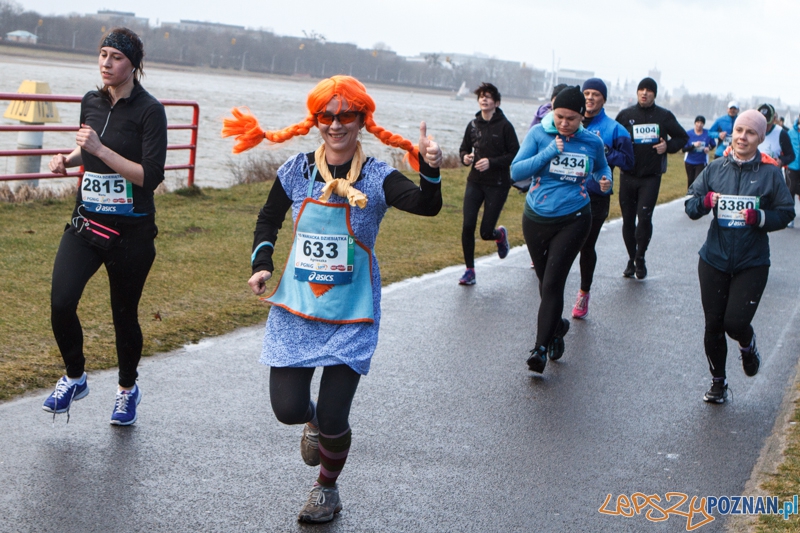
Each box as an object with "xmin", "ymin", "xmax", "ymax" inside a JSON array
[
  {"xmin": 708, "ymin": 114, "xmax": 736, "ymax": 157},
  {"xmin": 788, "ymin": 122, "xmax": 800, "ymax": 172},
  {"xmin": 683, "ymin": 128, "xmax": 716, "ymax": 165},
  {"xmin": 511, "ymin": 113, "xmax": 612, "ymax": 218},
  {"xmin": 582, "ymin": 108, "xmax": 634, "ymax": 194}
]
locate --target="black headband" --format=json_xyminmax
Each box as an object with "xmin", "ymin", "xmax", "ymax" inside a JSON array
[{"xmin": 102, "ymin": 32, "xmax": 140, "ymax": 69}]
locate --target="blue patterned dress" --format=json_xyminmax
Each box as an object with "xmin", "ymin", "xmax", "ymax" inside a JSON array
[{"xmin": 260, "ymin": 153, "xmax": 394, "ymax": 375}]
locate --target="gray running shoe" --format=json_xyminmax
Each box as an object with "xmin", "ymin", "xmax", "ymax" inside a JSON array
[
  {"xmin": 703, "ymin": 379, "xmax": 728, "ymax": 404},
  {"xmin": 300, "ymin": 423, "xmax": 320, "ymax": 466},
  {"xmin": 297, "ymin": 484, "xmax": 342, "ymax": 523}
]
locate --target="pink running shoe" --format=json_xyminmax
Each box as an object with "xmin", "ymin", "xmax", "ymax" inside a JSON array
[{"xmin": 571, "ymin": 291, "xmax": 590, "ymax": 319}]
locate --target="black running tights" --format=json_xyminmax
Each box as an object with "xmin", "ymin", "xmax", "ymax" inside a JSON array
[
  {"xmin": 786, "ymin": 169, "xmax": 800, "ymax": 199},
  {"xmin": 269, "ymin": 365, "xmax": 361, "ymax": 436},
  {"xmin": 522, "ymin": 211, "xmax": 591, "ymax": 348},
  {"xmin": 618, "ymin": 173, "xmax": 661, "ymax": 260},
  {"xmin": 51, "ymin": 225, "xmax": 156, "ymax": 388},
  {"xmin": 578, "ymin": 194, "xmax": 610, "ymax": 293},
  {"xmin": 461, "ymin": 182, "xmax": 510, "ymax": 268},
  {"xmin": 698, "ymin": 259, "xmax": 769, "ymax": 378},
  {"xmin": 685, "ymin": 163, "xmax": 706, "ymax": 189}
]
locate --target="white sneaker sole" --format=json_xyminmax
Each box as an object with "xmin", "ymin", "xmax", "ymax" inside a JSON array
[
  {"xmin": 110, "ymin": 389, "xmax": 142, "ymax": 426},
  {"xmin": 42, "ymin": 385, "xmax": 90, "ymax": 414}
]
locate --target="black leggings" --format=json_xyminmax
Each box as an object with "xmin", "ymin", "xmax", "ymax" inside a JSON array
[
  {"xmin": 786, "ymin": 169, "xmax": 800, "ymax": 199},
  {"xmin": 578, "ymin": 194, "xmax": 610, "ymax": 293},
  {"xmin": 51, "ymin": 224, "xmax": 156, "ymax": 387},
  {"xmin": 618, "ymin": 173, "xmax": 661, "ymax": 260},
  {"xmin": 462, "ymin": 182, "xmax": 510, "ymax": 268},
  {"xmin": 522, "ymin": 210, "xmax": 591, "ymax": 348},
  {"xmin": 269, "ymin": 365, "xmax": 361, "ymax": 436},
  {"xmin": 685, "ymin": 163, "xmax": 706, "ymax": 189},
  {"xmin": 698, "ymin": 259, "xmax": 769, "ymax": 379}
]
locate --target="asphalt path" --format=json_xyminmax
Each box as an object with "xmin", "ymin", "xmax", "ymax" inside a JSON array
[{"xmin": 3, "ymin": 197, "xmax": 800, "ymax": 533}]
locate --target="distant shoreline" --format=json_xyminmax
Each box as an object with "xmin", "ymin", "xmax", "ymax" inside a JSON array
[{"xmin": 0, "ymin": 44, "xmax": 543, "ymax": 105}]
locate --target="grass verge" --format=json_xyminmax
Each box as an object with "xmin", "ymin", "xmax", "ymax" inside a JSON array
[
  {"xmin": 0, "ymin": 154, "xmax": 689, "ymax": 401},
  {"xmin": 757, "ymin": 396, "xmax": 800, "ymax": 532}
]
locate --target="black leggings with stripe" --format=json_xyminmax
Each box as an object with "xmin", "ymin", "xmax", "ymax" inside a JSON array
[{"xmin": 698, "ymin": 258, "xmax": 768, "ymax": 378}]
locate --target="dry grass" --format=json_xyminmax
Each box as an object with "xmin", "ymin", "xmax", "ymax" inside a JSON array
[
  {"xmin": 226, "ymin": 152, "xmax": 283, "ymax": 185},
  {"xmin": 388, "ymin": 151, "xmax": 462, "ymax": 171},
  {"xmin": 757, "ymin": 401, "xmax": 800, "ymax": 531},
  {"xmin": 0, "ymin": 183, "xmax": 78, "ymax": 203}
]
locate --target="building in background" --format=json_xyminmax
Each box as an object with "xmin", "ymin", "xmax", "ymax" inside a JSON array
[
  {"xmin": 5, "ymin": 30, "xmax": 37, "ymax": 44},
  {"xmin": 86, "ymin": 10, "xmax": 150, "ymax": 27}
]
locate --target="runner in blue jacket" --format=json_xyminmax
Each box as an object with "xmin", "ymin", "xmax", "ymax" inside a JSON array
[
  {"xmin": 511, "ymin": 86, "xmax": 611, "ymax": 374},
  {"xmin": 682, "ymin": 115, "xmax": 716, "ymax": 189},
  {"xmin": 571, "ymin": 78, "xmax": 634, "ymax": 319},
  {"xmin": 708, "ymin": 101, "xmax": 739, "ymax": 158},
  {"xmin": 786, "ymin": 118, "xmax": 800, "ymax": 215}
]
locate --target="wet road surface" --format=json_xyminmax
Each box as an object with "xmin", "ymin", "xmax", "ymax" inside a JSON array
[{"xmin": 2, "ymin": 198, "xmax": 800, "ymax": 532}]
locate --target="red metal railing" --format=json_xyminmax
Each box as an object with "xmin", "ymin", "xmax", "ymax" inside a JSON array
[{"xmin": 0, "ymin": 93, "xmax": 199, "ymax": 186}]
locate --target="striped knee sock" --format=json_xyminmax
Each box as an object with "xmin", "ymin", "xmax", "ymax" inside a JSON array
[{"xmin": 317, "ymin": 428, "xmax": 351, "ymax": 487}]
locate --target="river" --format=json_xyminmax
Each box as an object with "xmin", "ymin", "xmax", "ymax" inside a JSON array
[{"xmin": 0, "ymin": 55, "xmax": 545, "ymax": 190}]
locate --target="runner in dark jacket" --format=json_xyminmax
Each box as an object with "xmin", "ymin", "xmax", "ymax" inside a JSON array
[
  {"xmin": 685, "ymin": 109, "xmax": 795, "ymax": 404},
  {"xmin": 456, "ymin": 82, "xmax": 519, "ymax": 285},
  {"xmin": 615, "ymin": 77, "xmax": 689, "ymax": 279}
]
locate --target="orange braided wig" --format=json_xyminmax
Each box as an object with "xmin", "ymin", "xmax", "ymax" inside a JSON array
[{"xmin": 221, "ymin": 75, "xmax": 420, "ymax": 170}]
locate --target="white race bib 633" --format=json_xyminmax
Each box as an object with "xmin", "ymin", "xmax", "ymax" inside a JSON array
[{"xmin": 293, "ymin": 231, "xmax": 355, "ymax": 284}]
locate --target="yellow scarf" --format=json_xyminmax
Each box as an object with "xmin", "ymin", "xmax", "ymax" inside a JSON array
[{"xmin": 314, "ymin": 142, "xmax": 368, "ymax": 208}]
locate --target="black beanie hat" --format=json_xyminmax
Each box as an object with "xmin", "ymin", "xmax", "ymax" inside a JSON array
[
  {"xmin": 550, "ymin": 83, "xmax": 569, "ymax": 100},
  {"xmin": 552, "ymin": 85, "xmax": 586, "ymax": 115},
  {"xmin": 637, "ymin": 77, "xmax": 658, "ymax": 96}
]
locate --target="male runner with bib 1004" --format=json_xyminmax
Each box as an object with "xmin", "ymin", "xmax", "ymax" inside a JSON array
[{"xmin": 615, "ymin": 77, "xmax": 689, "ymax": 280}]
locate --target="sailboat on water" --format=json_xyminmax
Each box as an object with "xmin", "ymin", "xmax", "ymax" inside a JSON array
[{"xmin": 453, "ymin": 81, "xmax": 470, "ymax": 100}]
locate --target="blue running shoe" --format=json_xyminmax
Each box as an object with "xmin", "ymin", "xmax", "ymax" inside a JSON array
[
  {"xmin": 495, "ymin": 226, "xmax": 510, "ymax": 259},
  {"xmin": 110, "ymin": 386, "xmax": 141, "ymax": 426},
  {"xmin": 458, "ymin": 268, "xmax": 476, "ymax": 286},
  {"xmin": 42, "ymin": 374, "xmax": 89, "ymax": 414}
]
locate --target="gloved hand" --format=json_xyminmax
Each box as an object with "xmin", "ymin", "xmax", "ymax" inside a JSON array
[
  {"xmin": 703, "ymin": 191, "xmax": 716, "ymax": 210},
  {"xmin": 743, "ymin": 209, "xmax": 760, "ymax": 226}
]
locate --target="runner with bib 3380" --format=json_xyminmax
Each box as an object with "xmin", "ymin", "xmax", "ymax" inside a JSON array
[{"xmin": 685, "ymin": 109, "xmax": 795, "ymax": 404}]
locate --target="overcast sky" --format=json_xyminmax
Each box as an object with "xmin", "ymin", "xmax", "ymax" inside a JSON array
[{"xmin": 17, "ymin": 0, "xmax": 800, "ymax": 106}]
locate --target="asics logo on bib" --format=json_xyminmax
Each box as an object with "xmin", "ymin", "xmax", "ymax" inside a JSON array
[
  {"xmin": 97, "ymin": 205, "xmax": 117, "ymax": 212},
  {"xmin": 308, "ymin": 272, "xmax": 335, "ymax": 282}
]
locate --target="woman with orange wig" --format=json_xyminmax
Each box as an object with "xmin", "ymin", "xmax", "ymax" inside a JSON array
[{"xmin": 223, "ymin": 75, "xmax": 442, "ymax": 524}]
